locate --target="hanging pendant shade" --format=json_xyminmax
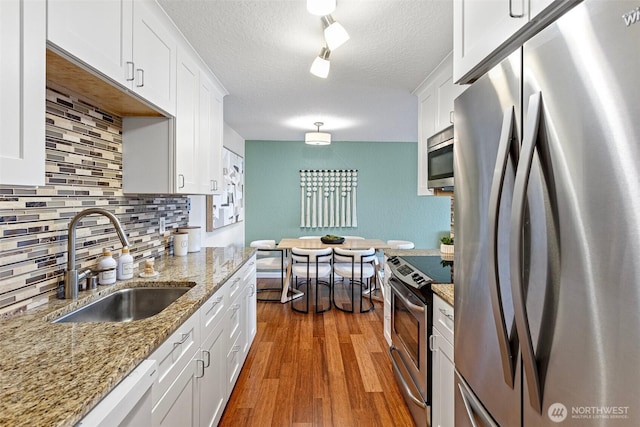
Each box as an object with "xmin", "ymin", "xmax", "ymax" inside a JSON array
[{"xmin": 305, "ymin": 122, "xmax": 331, "ymax": 145}]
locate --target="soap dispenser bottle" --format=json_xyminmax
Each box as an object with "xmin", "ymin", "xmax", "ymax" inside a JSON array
[
  {"xmin": 98, "ymin": 248, "xmax": 117, "ymax": 285},
  {"xmin": 117, "ymin": 246, "xmax": 134, "ymax": 280}
]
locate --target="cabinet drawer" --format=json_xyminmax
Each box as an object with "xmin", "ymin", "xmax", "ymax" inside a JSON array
[
  {"xmin": 227, "ymin": 273, "xmax": 243, "ymax": 303},
  {"xmin": 149, "ymin": 313, "xmax": 200, "ymax": 406},
  {"xmin": 433, "ymin": 293, "xmax": 454, "ymax": 344},
  {"xmin": 227, "ymin": 298, "xmax": 242, "ymax": 346},
  {"xmin": 201, "ymin": 287, "xmax": 226, "ymax": 341}
]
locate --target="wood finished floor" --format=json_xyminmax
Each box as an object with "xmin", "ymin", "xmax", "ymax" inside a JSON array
[{"xmin": 218, "ymin": 279, "xmax": 416, "ymax": 427}]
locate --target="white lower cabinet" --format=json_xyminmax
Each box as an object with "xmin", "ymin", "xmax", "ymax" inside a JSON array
[
  {"xmin": 153, "ymin": 353, "xmax": 198, "ymax": 427},
  {"xmin": 430, "ymin": 294, "xmax": 454, "ymax": 427},
  {"xmin": 197, "ymin": 320, "xmax": 227, "ymax": 427},
  {"xmin": 145, "ymin": 256, "xmax": 256, "ymax": 427},
  {"xmin": 78, "ymin": 360, "xmax": 158, "ymax": 427},
  {"xmin": 242, "ymin": 258, "xmax": 257, "ymax": 358},
  {"xmin": 383, "ymin": 257, "xmax": 392, "ymax": 346}
]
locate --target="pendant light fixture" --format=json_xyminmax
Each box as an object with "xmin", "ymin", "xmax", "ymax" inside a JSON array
[
  {"xmin": 307, "ymin": 0, "xmax": 336, "ymax": 16},
  {"xmin": 305, "ymin": 122, "xmax": 331, "ymax": 145},
  {"xmin": 321, "ymin": 15, "xmax": 350, "ymax": 51},
  {"xmin": 310, "ymin": 47, "xmax": 331, "ymax": 79}
]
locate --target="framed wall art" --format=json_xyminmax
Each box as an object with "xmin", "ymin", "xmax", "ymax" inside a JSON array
[{"xmin": 206, "ymin": 148, "xmax": 244, "ymax": 231}]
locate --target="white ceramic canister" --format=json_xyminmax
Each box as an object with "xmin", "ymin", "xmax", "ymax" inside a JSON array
[
  {"xmin": 177, "ymin": 226, "xmax": 201, "ymax": 252},
  {"xmin": 174, "ymin": 232, "xmax": 189, "ymax": 256}
]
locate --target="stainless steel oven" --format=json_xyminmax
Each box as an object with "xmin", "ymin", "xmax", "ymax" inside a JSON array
[{"xmin": 387, "ymin": 255, "xmax": 453, "ymax": 426}]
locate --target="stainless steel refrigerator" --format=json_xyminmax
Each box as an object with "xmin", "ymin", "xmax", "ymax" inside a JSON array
[{"xmin": 453, "ymin": 1, "xmax": 640, "ymax": 425}]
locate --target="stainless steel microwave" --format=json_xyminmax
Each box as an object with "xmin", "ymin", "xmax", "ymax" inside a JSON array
[{"xmin": 427, "ymin": 125, "xmax": 454, "ymax": 189}]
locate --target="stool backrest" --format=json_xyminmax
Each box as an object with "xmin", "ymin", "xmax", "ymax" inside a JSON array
[
  {"xmin": 333, "ymin": 247, "xmax": 376, "ymax": 263},
  {"xmin": 291, "ymin": 247, "xmax": 333, "ymax": 263},
  {"xmin": 250, "ymin": 239, "xmax": 276, "ymax": 249},
  {"xmin": 387, "ymin": 240, "xmax": 415, "ymax": 249}
]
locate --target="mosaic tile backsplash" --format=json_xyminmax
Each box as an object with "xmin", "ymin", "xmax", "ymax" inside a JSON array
[{"xmin": 0, "ymin": 87, "xmax": 189, "ymax": 317}]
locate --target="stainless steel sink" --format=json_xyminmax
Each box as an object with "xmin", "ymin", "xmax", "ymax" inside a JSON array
[{"xmin": 52, "ymin": 286, "xmax": 192, "ymax": 323}]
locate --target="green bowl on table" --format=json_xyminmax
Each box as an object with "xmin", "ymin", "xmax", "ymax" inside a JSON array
[{"xmin": 321, "ymin": 235, "xmax": 345, "ymax": 244}]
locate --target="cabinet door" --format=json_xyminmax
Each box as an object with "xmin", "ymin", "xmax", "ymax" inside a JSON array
[
  {"xmin": 47, "ymin": 0, "xmax": 133, "ymax": 86},
  {"xmin": 453, "ymin": 0, "xmax": 528, "ymax": 83},
  {"xmin": 417, "ymin": 87, "xmax": 436, "ymax": 196},
  {"xmin": 210, "ymin": 93, "xmax": 224, "ymax": 194},
  {"xmin": 150, "ymin": 314, "xmax": 200, "ymax": 406},
  {"xmin": 0, "ymin": 0, "xmax": 45, "ymax": 186},
  {"xmin": 383, "ymin": 258, "xmax": 392, "ymax": 346},
  {"xmin": 198, "ymin": 71, "xmax": 222, "ymax": 195},
  {"xmin": 431, "ymin": 328, "xmax": 455, "ymax": 427},
  {"xmin": 242, "ymin": 258, "xmax": 257, "ymax": 358},
  {"xmin": 132, "ymin": 0, "xmax": 176, "ymax": 116},
  {"xmin": 175, "ymin": 49, "xmax": 199, "ymax": 194},
  {"xmin": 198, "ymin": 320, "xmax": 227, "ymax": 427},
  {"xmin": 152, "ymin": 355, "xmax": 198, "ymax": 427}
]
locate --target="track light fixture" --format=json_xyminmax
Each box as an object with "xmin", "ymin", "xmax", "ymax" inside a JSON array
[
  {"xmin": 305, "ymin": 122, "xmax": 331, "ymax": 145},
  {"xmin": 307, "ymin": 1, "xmax": 348, "ymax": 78},
  {"xmin": 307, "ymin": 0, "xmax": 336, "ymax": 16},
  {"xmin": 310, "ymin": 47, "xmax": 331, "ymax": 79},
  {"xmin": 321, "ymin": 15, "xmax": 350, "ymax": 51}
]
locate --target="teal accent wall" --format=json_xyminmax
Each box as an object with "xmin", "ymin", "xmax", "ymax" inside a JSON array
[{"xmin": 245, "ymin": 140, "xmax": 450, "ymax": 249}]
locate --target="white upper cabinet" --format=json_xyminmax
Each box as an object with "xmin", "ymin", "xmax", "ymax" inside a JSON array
[
  {"xmin": 198, "ymin": 71, "xmax": 224, "ymax": 195},
  {"xmin": 0, "ymin": 0, "xmax": 45, "ymax": 187},
  {"xmin": 415, "ymin": 53, "xmax": 466, "ymax": 195},
  {"xmin": 47, "ymin": 0, "xmax": 176, "ymax": 116},
  {"xmin": 453, "ymin": 0, "xmax": 578, "ymax": 83},
  {"xmin": 131, "ymin": 0, "xmax": 176, "ymax": 116},
  {"xmin": 47, "ymin": 0, "xmax": 133, "ymax": 86},
  {"xmin": 176, "ymin": 49, "xmax": 200, "ymax": 194}
]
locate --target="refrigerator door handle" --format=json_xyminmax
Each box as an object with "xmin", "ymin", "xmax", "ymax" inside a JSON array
[
  {"xmin": 487, "ymin": 105, "xmax": 519, "ymax": 389},
  {"xmin": 510, "ymin": 91, "xmax": 543, "ymax": 413},
  {"xmin": 457, "ymin": 372, "xmax": 499, "ymax": 427}
]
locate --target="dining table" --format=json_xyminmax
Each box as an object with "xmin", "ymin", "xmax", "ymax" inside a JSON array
[{"xmin": 276, "ymin": 237, "xmax": 389, "ymax": 303}]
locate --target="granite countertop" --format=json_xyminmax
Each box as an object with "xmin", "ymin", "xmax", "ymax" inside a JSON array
[
  {"xmin": 382, "ymin": 248, "xmax": 454, "ymax": 306},
  {"xmin": 0, "ymin": 246, "xmax": 255, "ymax": 427},
  {"xmin": 432, "ymin": 283, "xmax": 454, "ymax": 306}
]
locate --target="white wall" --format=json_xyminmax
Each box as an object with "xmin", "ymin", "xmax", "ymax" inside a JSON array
[{"xmin": 189, "ymin": 123, "xmax": 245, "ymax": 248}]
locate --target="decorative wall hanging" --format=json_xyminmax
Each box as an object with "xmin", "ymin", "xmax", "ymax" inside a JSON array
[
  {"xmin": 206, "ymin": 149, "xmax": 244, "ymax": 231},
  {"xmin": 299, "ymin": 169, "xmax": 358, "ymax": 228}
]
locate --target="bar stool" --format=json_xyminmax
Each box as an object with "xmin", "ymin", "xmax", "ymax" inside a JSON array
[
  {"xmin": 250, "ymin": 240, "xmax": 287, "ymax": 302},
  {"xmin": 290, "ymin": 247, "xmax": 333, "ymax": 313},
  {"xmin": 386, "ymin": 240, "xmax": 415, "ymax": 249},
  {"xmin": 332, "ymin": 247, "xmax": 376, "ymax": 313}
]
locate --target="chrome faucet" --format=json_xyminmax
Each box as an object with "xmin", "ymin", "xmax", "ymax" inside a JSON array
[{"xmin": 63, "ymin": 208, "xmax": 130, "ymax": 299}]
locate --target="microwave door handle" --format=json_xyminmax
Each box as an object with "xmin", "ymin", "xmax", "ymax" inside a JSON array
[
  {"xmin": 510, "ymin": 92, "xmax": 543, "ymax": 413},
  {"xmin": 487, "ymin": 105, "xmax": 519, "ymax": 388}
]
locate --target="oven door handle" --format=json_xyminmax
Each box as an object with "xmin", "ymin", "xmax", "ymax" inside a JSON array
[
  {"xmin": 389, "ymin": 346, "xmax": 427, "ymax": 409},
  {"xmin": 389, "ymin": 279, "xmax": 424, "ymax": 313}
]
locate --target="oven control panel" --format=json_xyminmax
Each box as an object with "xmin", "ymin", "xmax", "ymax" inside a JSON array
[{"xmin": 387, "ymin": 256, "xmax": 433, "ymax": 289}]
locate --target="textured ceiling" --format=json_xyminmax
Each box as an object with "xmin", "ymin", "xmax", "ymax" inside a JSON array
[{"xmin": 157, "ymin": 0, "xmax": 453, "ymax": 142}]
